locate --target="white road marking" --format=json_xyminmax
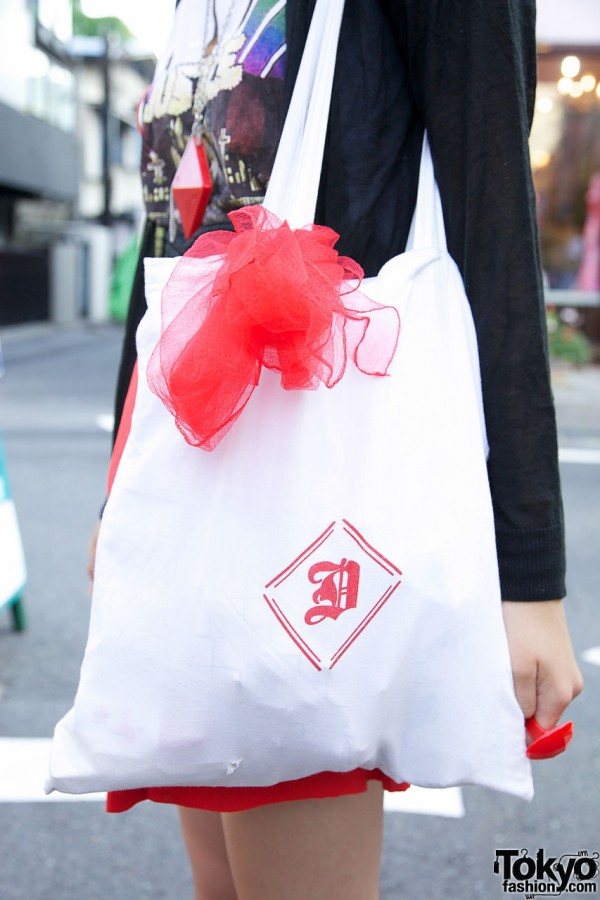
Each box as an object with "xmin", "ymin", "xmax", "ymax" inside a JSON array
[
  {"xmin": 96, "ymin": 414, "xmax": 114, "ymax": 433},
  {"xmin": 0, "ymin": 738, "xmax": 104, "ymax": 803},
  {"xmin": 0, "ymin": 738, "xmax": 464, "ymax": 815},
  {"xmin": 581, "ymin": 646, "xmax": 600, "ymax": 667},
  {"xmin": 559, "ymin": 447, "xmax": 600, "ymax": 465},
  {"xmin": 384, "ymin": 786, "xmax": 465, "ymax": 818}
]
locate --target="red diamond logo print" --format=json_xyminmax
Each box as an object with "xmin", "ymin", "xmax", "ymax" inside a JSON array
[{"xmin": 264, "ymin": 520, "xmax": 402, "ymax": 671}]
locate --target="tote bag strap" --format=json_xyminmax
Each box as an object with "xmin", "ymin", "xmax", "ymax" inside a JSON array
[
  {"xmin": 406, "ymin": 134, "xmax": 448, "ymax": 253},
  {"xmin": 264, "ymin": 0, "xmax": 345, "ymax": 227},
  {"xmin": 266, "ymin": 0, "xmax": 449, "ymax": 255}
]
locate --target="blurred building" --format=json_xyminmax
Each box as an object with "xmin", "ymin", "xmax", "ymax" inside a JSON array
[
  {"xmin": 534, "ymin": 0, "xmax": 600, "ymax": 318},
  {"xmin": 0, "ymin": 0, "xmax": 78, "ymax": 325},
  {"xmin": 73, "ymin": 39, "xmax": 149, "ymax": 225},
  {"xmin": 0, "ymin": 0, "xmax": 153, "ymax": 327},
  {"xmin": 66, "ymin": 33, "xmax": 154, "ymax": 323},
  {"xmin": 1, "ymin": 0, "xmax": 598, "ymax": 327}
]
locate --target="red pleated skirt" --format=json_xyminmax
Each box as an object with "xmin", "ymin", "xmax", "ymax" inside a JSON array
[{"xmin": 106, "ymin": 770, "xmax": 410, "ymax": 813}]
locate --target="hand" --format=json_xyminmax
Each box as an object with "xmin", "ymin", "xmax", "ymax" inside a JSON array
[
  {"xmin": 87, "ymin": 519, "xmax": 102, "ymax": 594},
  {"xmin": 502, "ymin": 600, "xmax": 583, "ymax": 742}
]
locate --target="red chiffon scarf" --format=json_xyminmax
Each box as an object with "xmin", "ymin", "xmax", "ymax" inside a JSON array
[{"xmin": 147, "ymin": 206, "xmax": 400, "ymax": 450}]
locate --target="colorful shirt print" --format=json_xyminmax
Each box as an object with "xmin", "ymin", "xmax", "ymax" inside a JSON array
[
  {"xmin": 237, "ymin": 0, "xmax": 286, "ymax": 78},
  {"xmin": 140, "ymin": 0, "xmax": 287, "ymax": 232}
]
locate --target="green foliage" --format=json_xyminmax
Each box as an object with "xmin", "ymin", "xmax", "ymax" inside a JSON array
[
  {"xmin": 72, "ymin": 0, "xmax": 132, "ymax": 40},
  {"xmin": 547, "ymin": 308, "xmax": 593, "ymax": 366},
  {"xmin": 109, "ymin": 236, "xmax": 139, "ymax": 323}
]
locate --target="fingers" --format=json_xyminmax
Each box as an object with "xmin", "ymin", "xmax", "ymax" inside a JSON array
[
  {"xmin": 534, "ymin": 640, "xmax": 583, "ymax": 731},
  {"xmin": 502, "ymin": 600, "xmax": 583, "ymax": 741},
  {"xmin": 533, "ymin": 601, "xmax": 583, "ymax": 730},
  {"xmin": 510, "ymin": 655, "xmax": 538, "ymax": 725}
]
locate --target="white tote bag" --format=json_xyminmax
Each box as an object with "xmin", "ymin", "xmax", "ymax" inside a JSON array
[{"xmin": 47, "ymin": 0, "xmax": 533, "ymax": 800}]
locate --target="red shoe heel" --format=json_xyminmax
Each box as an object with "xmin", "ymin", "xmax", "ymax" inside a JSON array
[{"xmin": 525, "ymin": 717, "xmax": 573, "ymax": 760}]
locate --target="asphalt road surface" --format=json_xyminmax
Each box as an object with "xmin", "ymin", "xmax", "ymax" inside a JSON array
[{"xmin": 0, "ymin": 324, "xmax": 598, "ymax": 900}]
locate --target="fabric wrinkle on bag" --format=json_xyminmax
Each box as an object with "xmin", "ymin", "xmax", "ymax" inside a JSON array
[{"xmin": 46, "ymin": 0, "xmax": 533, "ymax": 801}]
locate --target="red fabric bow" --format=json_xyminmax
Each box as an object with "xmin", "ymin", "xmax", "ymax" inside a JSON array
[{"xmin": 147, "ymin": 206, "xmax": 400, "ymax": 450}]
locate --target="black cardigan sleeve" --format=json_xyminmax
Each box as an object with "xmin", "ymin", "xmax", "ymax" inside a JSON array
[{"xmin": 382, "ymin": 0, "xmax": 566, "ymax": 600}]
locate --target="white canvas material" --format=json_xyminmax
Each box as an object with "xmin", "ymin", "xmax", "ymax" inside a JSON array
[{"xmin": 47, "ymin": 0, "xmax": 533, "ymax": 799}]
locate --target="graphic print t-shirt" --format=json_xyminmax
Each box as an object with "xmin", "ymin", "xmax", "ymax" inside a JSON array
[{"xmin": 140, "ymin": 0, "xmax": 287, "ymax": 231}]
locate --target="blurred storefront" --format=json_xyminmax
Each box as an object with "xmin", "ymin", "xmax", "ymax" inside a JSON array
[
  {"xmin": 533, "ymin": 0, "xmax": 600, "ymax": 347},
  {"xmin": 1, "ymin": 1, "xmax": 598, "ymax": 331},
  {"xmin": 0, "ymin": 0, "xmax": 78, "ymax": 325},
  {"xmin": 0, "ymin": 0, "xmax": 153, "ymax": 327}
]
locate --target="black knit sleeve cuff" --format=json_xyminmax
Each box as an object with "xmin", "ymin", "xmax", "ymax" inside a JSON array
[{"xmin": 496, "ymin": 524, "xmax": 566, "ymax": 601}]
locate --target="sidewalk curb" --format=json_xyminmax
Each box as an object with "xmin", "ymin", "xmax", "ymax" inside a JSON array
[{"xmin": 0, "ymin": 321, "xmax": 121, "ymax": 345}]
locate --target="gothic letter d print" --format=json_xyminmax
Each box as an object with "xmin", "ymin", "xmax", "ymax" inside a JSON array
[{"xmin": 264, "ymin": 520, "xmax": 402, "ymax": 670}]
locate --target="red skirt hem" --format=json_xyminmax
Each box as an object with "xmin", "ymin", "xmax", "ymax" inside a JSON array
[{"xmin": 106, "ymin": 769, "xmax": 410, "ymax": 813}]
